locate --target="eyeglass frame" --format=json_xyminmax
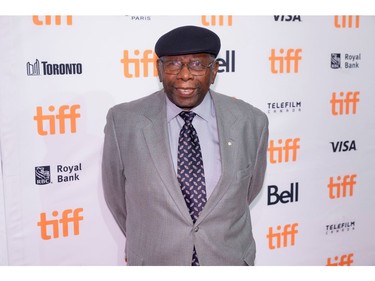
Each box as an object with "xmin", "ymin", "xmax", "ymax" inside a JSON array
[{"xmin": 157, "ymin": 58, "xmax": 217, "ymax": 76}]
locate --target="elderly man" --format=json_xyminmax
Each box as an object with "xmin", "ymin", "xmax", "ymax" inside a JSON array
[{"xmin": 102, "ymin": 25, "xmax": 269, "ymax": 265}]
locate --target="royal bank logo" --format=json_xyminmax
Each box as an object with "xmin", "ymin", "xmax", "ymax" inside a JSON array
[
  {"xmin": 331, "ymin": 53, "xmax": 341, "ymax": 69},
  {"xmin": 35, "ymin": 166, "xmax": 51, "ymax": 185},
  {"xmin": 267, "ymin": 101, "xmax": 302, "ymax": 114},
  {"xmin": 326, "ymin": 221, "xmax": 355, "ymax": 235},
  {"xmin": 56, "ymin": 163, "xmax": 83, "ymax": 183},
  {"xmin": 331, "ymin": 53, "xmax": 361, "ymax": 69},
  {"xmin": 26, "ymin": 59, "xmax": 83, "ymax": 76},
  {"xmin": 35, "ymin": 163, "xmax": 83, "ymax": 185}
]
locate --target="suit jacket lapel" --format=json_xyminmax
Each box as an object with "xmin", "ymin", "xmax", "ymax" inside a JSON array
[
  {"xmin": 196, "ymin": 91, "xmax": 240, "ymax": 224},
  {"xmin": 142, "ymin": 90, "xmax": 193, "ymax": 224}
]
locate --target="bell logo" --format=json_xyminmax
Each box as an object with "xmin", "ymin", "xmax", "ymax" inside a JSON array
[
  {"xmin": 120, "ymin": 50, "xmax": 158, "ymax": 78},
  {"xmin": 326, "ymin": 253, "xmax": 354, "ymax": 266},
  {"xmin": 269, "ymin": 48, "xmax": 302, "ymax": 74},
  {"xmin": 268, "ymin": 138, "xmax": 300, "ymax": 164},
  {"xmin": 267, "ymin": 182, "xmax": 299, "ymax": 205},
  {"xmin": 267, "ymin": 223, "xmax": 298, "ymax": 250},
  {"xmin": 33, "ymin": 16, "xmax": 73, "ymax": 26},
  {"xmin": 330, "ymin": 91, "xmax": 360, "ymax": 115},
  {"xmin": 328, "ymin": 174, "xmax": 357, "ymax": 199},
  {"xmin": 334, "ymin": 16, "xmax": 360, "ymax": 28},
  {"xmin": 202, "ymin": 16, "xmax": 233, "ymax": 26},
  {"xmin": 37, "ymin": 208, "xmax": 83, "ymax": 240},
  {"xmin": 33, "ymin": 104, "xmax": 81, "ymax": 136},
  {"xmin": 217, "ymin": 50, "xmax": 235, "ymax": 73}
]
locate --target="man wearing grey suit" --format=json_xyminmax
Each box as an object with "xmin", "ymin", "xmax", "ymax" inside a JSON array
[{"xmin": 102, "ymin": 25, "xmax": 269, "ymax": 266}]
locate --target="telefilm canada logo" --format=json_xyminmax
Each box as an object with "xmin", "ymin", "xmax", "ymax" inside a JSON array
[
  {"xmin": 325, "ymin": 221, "xmax": 355, "ymax": 235},
  {"xmin": 26, "ymin": 59, "xmax": 83, "ymax": 76},
  {"xmin": 331, "ymin": 52, "xmax": 362, "ymax": 69},
  {"xmin": 267, "ymin": 101, "xmax": 302, "ymax": 114},
  {"xmin": 35, "ymin": 163, "xmax": 83, "ymax": 185}
]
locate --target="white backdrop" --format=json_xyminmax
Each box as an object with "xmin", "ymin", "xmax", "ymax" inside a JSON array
[{"xmin": 0, "ymin": 15, "xmax": 375, "ymax": 265}]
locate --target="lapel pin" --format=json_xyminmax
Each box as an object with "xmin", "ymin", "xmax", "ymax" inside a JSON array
[{"xmin": 228, "ymin": 141, "xmax": 232, "ymax": 146}]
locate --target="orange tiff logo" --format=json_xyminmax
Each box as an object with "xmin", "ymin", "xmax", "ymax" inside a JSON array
[
  {"xmin": 330, "ymin": 91, "xmax": 360, "ymax": 115},
  {"xmin": 268, "ymin": 138, "xmax": 300, "ymax": 164},
  {"xmin": 120, "ymin": 50, "xmax": 158, "ymax": 78},
  {"xmin": 328, "ymin": 174, "xmax": 357, "ymax": 199},
  {"xmin": 326, "ymin": 253, "xmax": 354, "ymax": 266},
  {"xmin": 334, "ymin": 16, "xmax": 360, "ymax": 28},
  {"xmin": 202, "ymin": 16, "xmax": 233, "ymax": 26},
  {"xmin": 33, "ymin": 16, "xmax": 73, "ymax": 26},
  {"xmin": 33, "ymin": 104, "xmax": 81, "ymax": 136},
  {"xmin": 269, "ymin": 48, "xmax": 302, "ymax": 74},
  {"xmin": 267, "ymin": 223, "xmax": 298, "ymax": 250},
  {"xmin": 37, "ymin": 208, "xmax": 84, "ymax": 240}
]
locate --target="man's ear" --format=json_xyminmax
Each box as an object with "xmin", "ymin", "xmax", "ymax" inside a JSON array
[
  {"xmin": 156, "ymin": 59, "xmax": 163, "ymax": 82},
  {"xmin": 210, "ymin": 61, "xmax": 219, "ymax": 84}
]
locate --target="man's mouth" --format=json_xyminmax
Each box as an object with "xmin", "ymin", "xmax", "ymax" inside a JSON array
[{"xmin": 175, "ymin": 88, "xmax": 196, "ymax": 96}]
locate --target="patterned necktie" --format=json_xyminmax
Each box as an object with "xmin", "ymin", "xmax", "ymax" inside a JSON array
[{"xmin": 177, "ymin": 111, "xmax": 207, "ymax": 266}]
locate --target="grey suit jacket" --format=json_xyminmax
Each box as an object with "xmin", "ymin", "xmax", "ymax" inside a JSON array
[{"xmin": 102, "ymin": 89, "xmax": 269, "ymax": 265}]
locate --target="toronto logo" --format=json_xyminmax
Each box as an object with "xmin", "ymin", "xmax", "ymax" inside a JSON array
[{"xmin": 27, "ymin": 59, "xmax": 83, "ymax": 76}]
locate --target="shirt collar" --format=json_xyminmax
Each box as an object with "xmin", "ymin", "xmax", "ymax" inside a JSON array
[{"xmin": 166, "ymin": 90, "xmax": 214, "ymax": 122}]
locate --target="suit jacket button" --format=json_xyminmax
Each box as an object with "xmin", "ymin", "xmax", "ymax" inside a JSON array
[{"xmin": 194, "ymin": 226, "xmax": 199, "ymax": 232}]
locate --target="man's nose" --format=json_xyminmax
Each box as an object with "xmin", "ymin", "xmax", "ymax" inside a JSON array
[{"xmin": 177, "ymin": 63, "xmax": 193, "ymax": 79}]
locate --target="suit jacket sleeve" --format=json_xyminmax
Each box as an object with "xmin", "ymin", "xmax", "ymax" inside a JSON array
[
  {"xmin": 247, "ymin": 115, "xmax": 269, "ymax": 205},
  {"xmin": 102, "ymin": 108, "xmax": 127, "ymax": 236}
]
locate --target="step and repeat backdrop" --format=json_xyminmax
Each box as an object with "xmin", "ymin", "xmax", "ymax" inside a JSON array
[{"xmin": 0, "ymin": 15, "xmax": 375, "ymax": 266}]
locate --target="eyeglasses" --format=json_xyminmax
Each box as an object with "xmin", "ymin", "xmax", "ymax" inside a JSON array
[{"xmin": 159, "ymin": 59, "xmax": 215, "ymax": 76}]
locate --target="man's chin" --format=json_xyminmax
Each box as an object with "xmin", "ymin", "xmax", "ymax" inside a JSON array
[
  {"xmin": 175, "ymin": 101, "xmax": 195, "ymax": 110},
  {"xmin": 166, "ymin": 91, "xmax": 204, "ymax": 109}
]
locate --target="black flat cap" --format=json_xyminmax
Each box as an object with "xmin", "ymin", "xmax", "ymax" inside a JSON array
[{"xmin": 155, "ymin": 25, "xmax": 221, "ymax": 58}]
